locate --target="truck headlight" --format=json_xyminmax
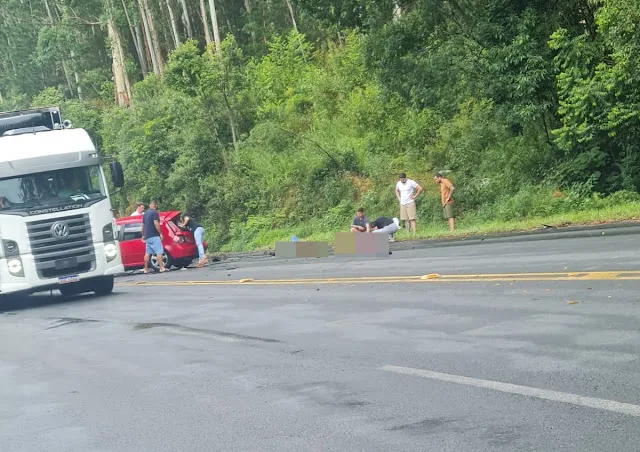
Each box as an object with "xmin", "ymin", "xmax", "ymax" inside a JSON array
[
  {"xmin": 103, "ymin": 223, "xmax": 114, "ymax": 241},
  {"xmin": 105, "ymin": 243, "xmax": 118, "ymax": 262},
  {"xmin": 8, "ymin": 258, "xmax": 24, "ymax": 277}
]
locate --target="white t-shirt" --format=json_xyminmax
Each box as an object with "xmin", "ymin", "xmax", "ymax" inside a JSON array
[
  {"xmin": 396, "ymin": 179, "xmax": 418, "ymax": 205},
  {"xmin": 130, "ymin": 211, "xmax": 143, "ymax": 216}
]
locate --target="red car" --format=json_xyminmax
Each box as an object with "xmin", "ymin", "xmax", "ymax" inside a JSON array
[{"xmin": 116, "ymin": 211, "xmax": 208, "ymax": 271}]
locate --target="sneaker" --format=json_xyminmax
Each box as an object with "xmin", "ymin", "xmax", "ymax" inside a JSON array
[{"xmin": 389, "ymin": 236, "xmax": 395, "ymax": 243}]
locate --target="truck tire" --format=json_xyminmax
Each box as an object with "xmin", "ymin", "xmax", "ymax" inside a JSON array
[
  {"xmin": 93, "ymin": 276, "xmax": 114, "ymax": 295},
  {"xmin": 59, "ymin": 283, "xmax": 87, "ymax": 297}
]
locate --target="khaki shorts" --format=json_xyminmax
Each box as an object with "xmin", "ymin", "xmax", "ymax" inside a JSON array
[
  {"xmin": 443, "ymin": 203, "xmax": 454, "ymax": 219},
  {"xmin": 400, "ymin": 202, "xmax": 417, "ymax": 221}
]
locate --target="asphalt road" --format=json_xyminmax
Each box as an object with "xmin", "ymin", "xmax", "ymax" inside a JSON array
[{"xmin": 2, "ymin": 233, "xmax": 640, "ymax": 451}]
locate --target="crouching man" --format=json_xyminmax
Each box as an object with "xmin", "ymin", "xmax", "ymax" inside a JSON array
[
  {"xmin": 350, "ymin": 207, "xmax": 370, "ymax": 233},
  {"xmin": 370, "ymin": 216, "xmax": 400, "ymax": 242}
]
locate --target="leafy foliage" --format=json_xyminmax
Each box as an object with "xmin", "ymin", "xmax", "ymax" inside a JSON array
[{"xmin": 0, "ymin": 0, "xmax": 638, "ymax": 250}]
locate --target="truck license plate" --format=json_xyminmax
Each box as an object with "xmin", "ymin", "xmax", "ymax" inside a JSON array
[{"xmin": 58, "ymin": 275, "xmax": 80, "ymax": 285}]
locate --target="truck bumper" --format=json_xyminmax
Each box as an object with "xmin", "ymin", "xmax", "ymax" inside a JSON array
[{"xmin": 0, "ymin": 243, "xmax": 124, "ymax": 295}]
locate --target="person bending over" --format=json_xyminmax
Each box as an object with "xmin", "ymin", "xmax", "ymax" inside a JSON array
[{"xmin": 370, "ymin": 216, "xmax": 400, "ymax": 242}]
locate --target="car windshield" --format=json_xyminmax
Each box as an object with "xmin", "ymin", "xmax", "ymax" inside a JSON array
[{"xmin": 0, "ymin": 165, "xmax": 106, "ymax": 211}]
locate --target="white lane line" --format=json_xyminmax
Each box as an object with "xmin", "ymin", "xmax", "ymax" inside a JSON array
[{"xmin": 381, "ymin": 365, "xmax": 640, "ymax": 417}]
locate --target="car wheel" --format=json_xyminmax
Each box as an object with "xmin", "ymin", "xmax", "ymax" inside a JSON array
[
  {"xmin": 93, "ymin": 276, "xmax": 114, "ymax": 295},
  {"xmin": 150, "ymin": 252, "xmax": 173, "ymax": 270}
]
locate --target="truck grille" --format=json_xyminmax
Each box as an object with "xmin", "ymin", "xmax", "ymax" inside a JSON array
[{"xmin": 27, "ymin": 214, "xmax": 96, "ymax": 279}]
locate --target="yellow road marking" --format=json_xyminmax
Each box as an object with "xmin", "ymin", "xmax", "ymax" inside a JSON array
[{"xmin": 116, "ymin": 270, "xmax": 640, "ymax": 287}]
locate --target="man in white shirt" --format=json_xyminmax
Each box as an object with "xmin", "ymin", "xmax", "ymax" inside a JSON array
[
  {"xmin": 395, "ymin": 173, "xmax": 423, "ymax": 234},
  {"xmin": 131, "ymin": 202, "xmax": 144, "ymax": 216}
]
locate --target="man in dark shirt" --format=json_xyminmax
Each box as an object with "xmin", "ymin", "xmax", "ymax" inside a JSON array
[
  {"xmin": 141, "ymin": 200, "xmax": 166, "ymax": 273},
  {"xmin": 370, "ymin": 216, "xmax": 400, "ymax": 242},
  {"xmin": 350, "ymin": 208, "xmax": 370, "ymax": 233}
]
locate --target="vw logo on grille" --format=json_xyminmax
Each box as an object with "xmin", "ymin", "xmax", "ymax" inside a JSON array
[{"xmin": 51, "ymin": 221, "xmax": 70, "ymax": 239}]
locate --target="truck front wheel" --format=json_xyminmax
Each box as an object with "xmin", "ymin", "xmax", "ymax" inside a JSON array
[{"xmin": 93, "ymin": 276, "xmax": 114, "ymax": 295}]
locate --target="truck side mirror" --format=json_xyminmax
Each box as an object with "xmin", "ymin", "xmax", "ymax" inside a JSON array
[{"xmin": 110, "ymin": 161, "xmax": 125, "ymax": 188}]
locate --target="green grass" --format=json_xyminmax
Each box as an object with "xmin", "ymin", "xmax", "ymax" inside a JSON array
[{"xmin": 217, "ymin": 201, "xmax": 640, "ymax": 252}]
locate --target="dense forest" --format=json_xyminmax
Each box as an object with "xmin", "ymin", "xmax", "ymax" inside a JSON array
[{"xmin": 0, "ymin": 0, "xmax": 639, "ymax": 250}]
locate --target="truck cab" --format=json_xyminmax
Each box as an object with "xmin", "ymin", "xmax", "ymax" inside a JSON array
[{"xmin": 0, "ymin": 107, "xmax": 125, "ymax": 297}]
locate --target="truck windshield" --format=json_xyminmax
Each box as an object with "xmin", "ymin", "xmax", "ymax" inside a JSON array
[{"xmin": 0, "ymin": 165, "xmax": 106, "ymax": 211}]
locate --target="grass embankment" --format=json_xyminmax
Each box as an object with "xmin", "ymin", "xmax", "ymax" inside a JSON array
[{"xmin": 218, "ymin": 201, "xmax": 640, "ymax": 252}]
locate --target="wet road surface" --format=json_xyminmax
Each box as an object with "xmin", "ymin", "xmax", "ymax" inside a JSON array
[{"xmin": 2, "ymin": 233, "xmax": 640, "ymax": 451}]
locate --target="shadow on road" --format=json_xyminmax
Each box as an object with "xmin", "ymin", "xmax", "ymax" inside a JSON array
[{"xmin": 0, "ymin": 291, "xmax": 124, "ymax": 313}]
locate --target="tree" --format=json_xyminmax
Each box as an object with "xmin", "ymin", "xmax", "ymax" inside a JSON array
[
  {"xmin": 106, "ymin": 12, "xmax": 132, "ymax": 106},
  {"xmin": 2, "ymin": 0, "xmax": 638, "ymax": 251},
  {"xmin": 140, "ymin": 0, "xmax": 164, "ymax": 74},
  {"xmin": 164, "ymin": 0, "xmax": 181, "ymax": 47},
  {"xmin": 199, "ymin": 0, "xmax": 213, "ymax": 46},
  {"xmin": 208, "ymin": 0, "xmax": 222, "ymax": 53},
  {"xmin": 550, "ymin": 0, "xmax": 640, "ymax": 191}
]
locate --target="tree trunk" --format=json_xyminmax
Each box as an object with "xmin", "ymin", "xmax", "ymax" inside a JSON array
[
  {"xmin": 121, "ymin": 0, "xmax": 146, "ymax": 75},
  {"xmin": 285, "ymin": 0, "xmax": 298, "ymax": 32},
  {"xmin": 224, "ymin": 102, "xmax": 238, "ymax": 151},
  {"xmin": 139, "ymin": 0, "xmax": 159, "ymax": 74},
  {"xmin": 207, "ymin": 0, "xmax": 221, "ymax": 53},
  {"xmin": 164, "ymin": 0, "xmax": 181, "ymax": 47},
  {"xmin": 61, "ymin": 60, "xmax": 75, "ymax": 96},
  {"xmin": 44, "ymin": 0, "xmax": 75, "ymax": 95},
  {"xmin": 159, "ymin": 7, "xmax": 174, "ymax": 52},
  {"xmin": 1, "ymin": 14, "xmax": 17, "ymax": 76},
  {"xmin": 135, "ymin": 22, "xmax": 149, "ymax": 75},
  {"xmin": 3, "ymin": 31, "xmax": 17, "ymax": 76},
  {"xmin": 261, "ymin": 4, "xmax": 267, "ymax": 44},
  {"xmin": 199, "ymin": 0, "xmax": 213, "ymax": 47},
  {"xmin": 220, "ymin": 76, "xmax": 238, "ymax": 151},
  {"xmin": 393, "ymin": 2, "xmax": 402, "ymax": 19},
  {"xmin": 179, "ymin": 0, "xmax": 193, "ymax": 38},
  {"xmin": 107, "ymin": 16, "xmax": 132, "ymax": 107},
  {"xmin": 139, "ymin": 0, "xmax": 163, "ymax": 74},
  {"xmin": 218, "ymin": 1, "xmax": 233, "ymax": 34},
  {"xmin": 242, "ymin": 0, "xmax": 257, "ymax": 42},
  {"xmin": 43, "ymin": 0, "xmax": 54, "ymax": 24},
  {"xmin": 70, "ymin": 49, "xmax": 83, "ymax": 100},
  {"xmin": 147, "ymin": 0, "xmax": 165, "ymax": 71}
]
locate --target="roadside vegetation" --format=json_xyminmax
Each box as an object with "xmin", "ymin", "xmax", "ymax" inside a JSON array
[{"xmin": 1, "ymin": 0, "xmax": 639, "ymax": 251}]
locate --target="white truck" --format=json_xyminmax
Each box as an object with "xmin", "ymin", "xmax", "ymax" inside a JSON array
[{"xmin": 0, "ymin": 107, "xmax": 125, "ymax": 297}]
